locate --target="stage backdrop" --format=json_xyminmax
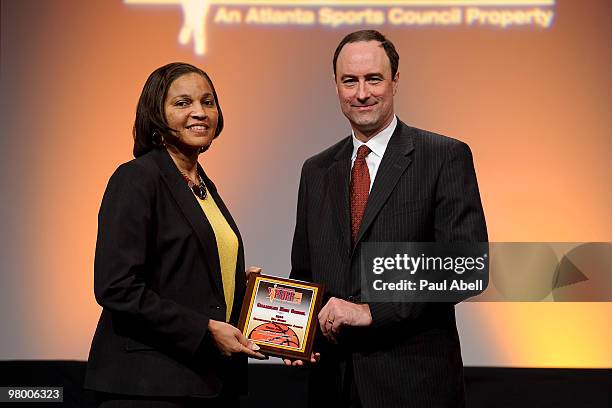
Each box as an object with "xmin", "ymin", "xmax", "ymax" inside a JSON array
[{"xmin": 1, "ymin": 0, "xmax": 611, "ymax": 367}]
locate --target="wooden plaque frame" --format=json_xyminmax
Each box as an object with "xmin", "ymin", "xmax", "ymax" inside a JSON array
[{"xmin": 237, "ymin": 274, "xmax": 324, "ymax": 360}]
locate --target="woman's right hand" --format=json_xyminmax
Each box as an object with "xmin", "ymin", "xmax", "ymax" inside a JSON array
[
  {"xmin": 207, "ymin": 320, "xmax": 267, "ymax": 359},
  {"xmin": 283, "ymin": 352, "xmax": 320, "ymax": 366}
]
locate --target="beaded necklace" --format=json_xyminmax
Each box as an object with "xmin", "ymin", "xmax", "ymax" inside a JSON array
[{"xmin": 181, "ymin": 171, "xmax": 207, "ymax": 200}]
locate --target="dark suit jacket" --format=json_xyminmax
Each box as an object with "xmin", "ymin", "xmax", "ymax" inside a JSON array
[
  {"xmin": 290, "ymin": 119, "xmax": 487, "ymax": 408},
  {"xmin": 84, "ymin": 148, "xmax": 247, "ymax": 397}
]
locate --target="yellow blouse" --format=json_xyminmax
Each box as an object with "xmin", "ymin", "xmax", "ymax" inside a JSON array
[{"xmin": 195, "ymin": 194, "xmax": 238, "ymax": 322}]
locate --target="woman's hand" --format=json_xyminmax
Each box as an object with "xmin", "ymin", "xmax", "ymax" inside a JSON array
[
  {"xmin": 207, "ymin": 319, "xmax": 266, "ymax": 359},
  {"xmin": 283, "ymin": 352, "xmax": 320, "ymax": 366}
]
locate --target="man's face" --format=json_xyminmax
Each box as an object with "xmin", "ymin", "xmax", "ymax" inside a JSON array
[{"xmin": 335, "ymin": 41, "xmax": 399, "ymax": 141}]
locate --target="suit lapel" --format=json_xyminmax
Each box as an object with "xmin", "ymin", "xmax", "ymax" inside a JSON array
[
  {"xmin": 151, "ymin": 149, "xmax": 224, "ymax": 298},
  {"xmin": 328, "ymin": 137, "xmax": 353, "ymax": 253},
  {"xmin": 354, "ymin": 121, "xmax": 415, "ymax": 246}
]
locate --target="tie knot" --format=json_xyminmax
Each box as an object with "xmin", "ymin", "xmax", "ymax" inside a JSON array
[{"xmin": 356, "ymin": 145, "xmax": 370, "ymax": 160}]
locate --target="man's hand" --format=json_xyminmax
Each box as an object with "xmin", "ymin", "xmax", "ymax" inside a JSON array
[
  {"xmin": 245, "ymin": 266, "xmax": 262, "ymax": 282},
  {"xmin": 318, "ymin": 297, "xmax": 372, "ymax": 342},
  {"xmin": 207, "ymin": 319, "xmax": 267, "ymax": 359},
  {"xmin": 282, "ymin": 352, "xmax": 320, "ymax": 366}
]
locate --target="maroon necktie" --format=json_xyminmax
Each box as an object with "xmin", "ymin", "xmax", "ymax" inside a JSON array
[{"xmin": 350, "ymin": 145, "xmax": 371, "ymax": 243}]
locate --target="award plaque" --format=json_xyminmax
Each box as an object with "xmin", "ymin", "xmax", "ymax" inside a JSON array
[{"xmin": 237, "ymin": 274, "xmax": 324, "ymax": 360}]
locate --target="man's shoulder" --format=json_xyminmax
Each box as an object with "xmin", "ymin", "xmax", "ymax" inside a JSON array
[
  {"xmin": 400, "ymin": 122, "xmax": 474, "ymax": 163},
  {"xmin": 402, "ymin": 122, "xmax": 467, "ymax": 150},
  {"xmin": 302, "ymin": 136, "xmax": 351, "ymax": 171}
]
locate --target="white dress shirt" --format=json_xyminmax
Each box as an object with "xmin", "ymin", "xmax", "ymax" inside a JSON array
[{"xmin": 350, "ymin": 115, "xmax": 398, "ymax": 192}]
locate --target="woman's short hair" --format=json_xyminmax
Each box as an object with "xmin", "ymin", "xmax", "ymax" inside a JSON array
[{"xmin": 133, "ymin": 62, "xmax": 224, "ymax": 158}]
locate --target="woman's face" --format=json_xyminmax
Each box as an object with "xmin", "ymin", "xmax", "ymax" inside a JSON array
[{"xmin": 164, "ymin": 72, "xmax": 218, "ymax": 153}]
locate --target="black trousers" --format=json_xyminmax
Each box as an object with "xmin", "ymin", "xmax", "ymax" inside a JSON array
[{"xmin": 308, "ymin": 357, "xmax": 362, "ymax": 408}]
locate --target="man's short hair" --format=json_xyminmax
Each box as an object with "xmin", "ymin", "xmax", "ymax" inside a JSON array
[{"xmin": 332, "ymin": 30, "xmax": 400, "ymax": 79}]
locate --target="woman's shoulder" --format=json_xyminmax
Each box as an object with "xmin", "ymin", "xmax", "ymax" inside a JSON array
[
  {"xmin": 97, "ymin": 151, "xmax": 174, "ymax": 214},
  {"xmin": 117, "ymin": 150, "xmax": 163, "ymax": 175},
  {"xmin": 108, "ymin": 150, "xmax": 162, "ymax": 188}
]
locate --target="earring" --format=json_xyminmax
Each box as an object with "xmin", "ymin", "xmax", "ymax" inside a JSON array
[{"xmin": 152, "ymin": 131, "xmax": 165, "ymax": 147}]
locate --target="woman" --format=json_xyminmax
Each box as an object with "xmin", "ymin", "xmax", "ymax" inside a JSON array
[{"xmin": 85, "ymin": 62, "xmax": 265, "ymax": 407}]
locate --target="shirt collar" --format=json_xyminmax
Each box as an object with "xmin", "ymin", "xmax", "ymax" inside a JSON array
[{"xmin": 351, "ymin": 115, "xmax": 398, "ymax": 160}]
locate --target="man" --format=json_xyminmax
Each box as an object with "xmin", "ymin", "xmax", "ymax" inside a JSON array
[{"xmin": 288, "ymin": 30, "xmax": 487, "ymax": 407}]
